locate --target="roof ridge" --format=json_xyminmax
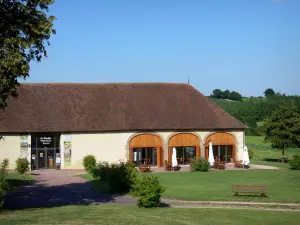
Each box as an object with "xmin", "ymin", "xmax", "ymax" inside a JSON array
[{"xmin": 20, "ymin": 82, "xmax": 191, "ymax": 85}]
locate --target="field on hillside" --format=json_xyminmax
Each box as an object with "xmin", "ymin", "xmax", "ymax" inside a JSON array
[{"xmin": 246, "ymin": 136, "xmax": 300, "ymax": 160}]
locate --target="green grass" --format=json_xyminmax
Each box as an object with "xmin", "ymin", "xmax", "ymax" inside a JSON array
[
  {"xmin": 82, "ymin": 170, "xmax": 300, "ymax": 203},
  {"xmin": 5, "ymin": 173, "xmax": 35, "ymax": 189},
  {"xmin": 1, "ymin": 205, "xmax": 300, "ymax": 225},
  {"xmin": 246, "ymin": 136, "xmax": 300, "ymax": 159},
  {"xmin": 246, "ymin": 136, "xmax": 300, "ymax": 169},
  {"xmin": 156, "ymin": 170, "xmax": 300, "ymax": 202},
  {"xmin": 79, "ymin": 173, "xmax": 110, "ymax": 192}
]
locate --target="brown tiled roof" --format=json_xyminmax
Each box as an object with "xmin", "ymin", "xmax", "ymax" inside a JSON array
[{"xmin": 0, "ymin": 83, "xmax": 246, "ymax": 133}]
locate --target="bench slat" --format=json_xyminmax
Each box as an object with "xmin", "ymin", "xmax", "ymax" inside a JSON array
[
  {"xmin": 233, "ymin": 185, "xmax": 267, "ymax": 187},
  {"xmin": 233, "ymin": 186, "xmax": 267, "ymax": 189}
]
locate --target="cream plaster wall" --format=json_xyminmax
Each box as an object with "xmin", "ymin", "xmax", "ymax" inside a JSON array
[
  {"xmin": 0, "ymin": 130, "xmax": 245, "ymax": 170},
  {"xmin": 70, "ymin": 130, "xmax": 245, "ymax": 169},
  {"xmin": 0, "ymin": 135, "xmax": 20, "ymax": 169},
  {"xmin": 70, "ymin": 132, "xmax": 133, "ymax": 168}
]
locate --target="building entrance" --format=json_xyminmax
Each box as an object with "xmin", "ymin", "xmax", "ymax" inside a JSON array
[{"xmin": 31, "ymin": 133, "xmax": 61, "ymax": 170}]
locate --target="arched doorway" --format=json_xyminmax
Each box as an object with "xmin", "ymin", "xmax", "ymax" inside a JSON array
[
  {"xmin": 129, "ymin": 134, "xmax": 163, "ymax": 167},
  {"xmin": 205, "ymin": 133, "xmax": 236, "ymax": 162},
  {"xmin": 168, "ymin": 133, "xmax": 200, "ymax": 165}
]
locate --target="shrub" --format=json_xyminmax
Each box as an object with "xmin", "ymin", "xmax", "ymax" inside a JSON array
[
  {"xmin": 91, "ymin": 161, "xmax": 110, "ymax": 181},
  {"xmin": 15, "ymin": 158, "xmax": 29, "ymax": 174},
  {"xmin": 131, "ymin": 175, "xmax": 165, "ymax": 208},
  {"xmin": 289, "ymin": 154, "xmax": 300, "ymax": 170},
  {"xmin": 248, "ymin": 148, "xmax": 255, "ymax": 160},
  {"xmin": 107, "ymin": 161, "xmax": 137, "ymax": 193},
  {"xmin": 190, "ymin": 158, "xmax": 210, "ymax": 172},
  {"xmin": 91, "ymin": 160, "xmax": 137, "ymax": 193},
  {"xmin": 83, "ymin": 155, "xmax": 96, "ymax": 173},
  {"xmin": 0, "ymin": 159, "xmax": 9, "ymax": 207}
]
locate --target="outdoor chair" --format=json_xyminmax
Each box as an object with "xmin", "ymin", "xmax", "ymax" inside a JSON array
[
  {"xmin": 165, "ymin": 160, "xmax": 172, "ymax": 171},
  {"xmin": 235, "ymin": 160, "xmax": 244, "ymax": 168}
]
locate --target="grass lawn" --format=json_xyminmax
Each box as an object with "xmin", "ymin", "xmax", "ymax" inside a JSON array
[
  {"xmin": 1, "ymin": 205, "xmax": 300, "ymax": 225},
  {"xmin": 6, "ymin": 173, "xmax": 35, "ymax": 189},
  {"xmin": 81, "ymin": 135, "xmax": 300, "ymax": 203},
  {"xmin": 246, "ymin": 136, "xmax": 300, "ymax": 160},
  {"xmin": 82, "ymin": 169, "xmax": 300, "ymax": 203},
  {"xmin": 153, "ymin": 170, "xmax": 300, "ymax": 202}
]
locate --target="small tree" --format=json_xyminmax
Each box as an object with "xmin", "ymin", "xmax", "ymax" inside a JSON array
[
  {"xmin": 223, "ymin": 90, "xmax": 231, "ymax": 99},
  {"xmin": 211, "ymin": 89, "xmax": 224, "ymax": 99},
  {"xmin": 228, "ymin": 91, "xmax": 242, "ymax": 101},
  {"xmin": 263, "ymin": 104, "xmax": 300, "ymax": 162},
  {"xmin": 264, "ymin": 88, "xmax": 275, "ymax": 98}
]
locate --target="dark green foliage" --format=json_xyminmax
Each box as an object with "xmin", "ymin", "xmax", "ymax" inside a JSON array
[
  {"xmin": 131, "ymin": 175, "xmax": 165, "ymax": 208},
  {"xmin": 223, "ymin": 90, "xmax": 231, "ymax": 99},
  {"xmin": 91, "ymin": 161, "xmax": 110, "ymax": 181},
  {"xmin": 190, "ymin": 158, "xmax": 210, "ymax": 172},
  {"xmin": 228, "ymin": 91, "xmax": 243, "ymax": 101},
  {"xmin": 264, "ymin": 88, "xmax": 275, "ymax": 98},
  {"xmin": 211, "ymin": 89, "xmax": 243, "ymax": 101},
  {"xmin": 0, "ymin": 0, "xmax": 56, "ymax": 108},
  {"xmin": 289, "ymin": 154, "xmax": 300, "ymax": 170},
  {"xmin": 211, "ymin": 89, "xmax": 224, "ymax": 99},
  {"xmin": 15, "ymin": 158, "xmax": 29, "ymax": 174},
  {"xmin": 91, "ymin": 161, "xmax": 138, "ymax": 193},
  {"xmin": 83, "ymin": 155, "xmax": 96, "ymax": 173},
  {"xmin": 263, "ymin": 104, "xmax": 300, "ymax": 159},
  {"xmin": 0, "ymin": 159, "xmax": 9, "ymax": 207},
  {"xmin": 212, "ymin": 96, "xmax": 300, "ymax": 134},
  {"xmin": 248, "ymin": 148, "xmax": 254, "ymax": 160}
]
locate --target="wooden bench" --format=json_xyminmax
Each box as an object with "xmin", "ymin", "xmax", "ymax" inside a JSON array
[
  {"xmin": 232, "ymin": 184, "xmax": 268, "ymax": 196},
  {"xmin": 139, "ymin": 164, "xmax": 151, "ymax": 173}
]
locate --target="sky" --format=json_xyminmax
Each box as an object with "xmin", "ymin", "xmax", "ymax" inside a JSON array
[{"xmin": 26, "ymin": 0, "xmax": 300, "ymax": 96}]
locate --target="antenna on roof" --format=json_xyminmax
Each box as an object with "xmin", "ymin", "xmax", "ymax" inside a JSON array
[{"xmin": 188, "ymin": 77, "xmax": 190, "ymax": 84}]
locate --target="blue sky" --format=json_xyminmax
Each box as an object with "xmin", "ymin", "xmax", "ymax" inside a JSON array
[{"xmin": 27, "ymin": 0, "xmax": 300, "ymax": 96}]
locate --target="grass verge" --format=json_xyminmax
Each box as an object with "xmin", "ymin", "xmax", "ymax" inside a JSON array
[{"xmin": 1, "ymin": 205, "xmax": 300, "ymax": 225}]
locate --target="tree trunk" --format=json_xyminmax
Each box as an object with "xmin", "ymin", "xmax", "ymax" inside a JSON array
[{"xmin": 281, "ymin": 149, "xmax": 285, "ymax": 163}]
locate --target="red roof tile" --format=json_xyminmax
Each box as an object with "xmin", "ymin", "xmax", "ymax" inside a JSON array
[{"xmin": 0, "ymin": 83, "xmax": 246, "ymax": 132}]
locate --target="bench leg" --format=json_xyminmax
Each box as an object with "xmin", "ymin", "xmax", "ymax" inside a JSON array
[{"xmin": 234, "ymin": 192, "xmax": 238, "ymax": 196}]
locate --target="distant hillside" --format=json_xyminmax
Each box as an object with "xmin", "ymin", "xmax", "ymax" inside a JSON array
[{"xmin": 210, "ymin": 96, "xmax": 300, "ymax": 135}]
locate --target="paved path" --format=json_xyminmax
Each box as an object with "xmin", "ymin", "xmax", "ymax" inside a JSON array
[
  {"xmin": 3, "ymin": 170, "xmax": 136, "ymax": 209},
  {"xmin": 162, "ymin": 199, "xmax": 300, "ymax": 206}
]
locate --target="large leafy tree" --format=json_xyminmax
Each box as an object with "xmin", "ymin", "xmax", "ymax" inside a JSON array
[
  {"xmin": 264, "ymin": 88, "xmax": 275, "ymax": 98},
  {"xmin": 263, "ymin": 104, "xmax": 300, "ymax": 161},
  {"xmin": 211, "ymin": 89, "xmax": 224, "ymax": 99},
  {"xmin": 0, "ymin": 0, "xmax": 56, "ymax": 108},
  {"xmin": 228, "ymin": 91, "xmax": 242, "ymax": 101}
]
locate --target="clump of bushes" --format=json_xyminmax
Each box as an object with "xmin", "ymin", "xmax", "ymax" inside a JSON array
[
  {"xmin": 289, "ymin": 154, "xmax": 300, "ymax": 170},
  {"xmin": 15, "ymin": 158, "xmax": 29, "ymax": 174},
  {"xmin": 91, "ymin": 160, "xmax": 137, "ymax": 193},
  {"xmin": 0, "ymin": 159, "xmax": 9, "ymax": 207},
  {"xmin": 83, "ymin": 155, "xmax": 96, "ymax": 173},
  {"xmin": 91, "ymin": 161, "xmax": 110, "ymax": 181},
  {"xmin": 190, "ymin": 157, "xmax": 210, "ymax": 172},
  {"xmin": 131, "ymin": 175, "xmax": 165, "ymax": 208},
  {"xmin": 248, "ymin": 148, "xmax": 255, "ymax": 160}
]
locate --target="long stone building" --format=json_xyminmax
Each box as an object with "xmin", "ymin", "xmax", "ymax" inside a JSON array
[{"xmin": 0, "ymin": 83, "xmax": 246, "ymax": 170}]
